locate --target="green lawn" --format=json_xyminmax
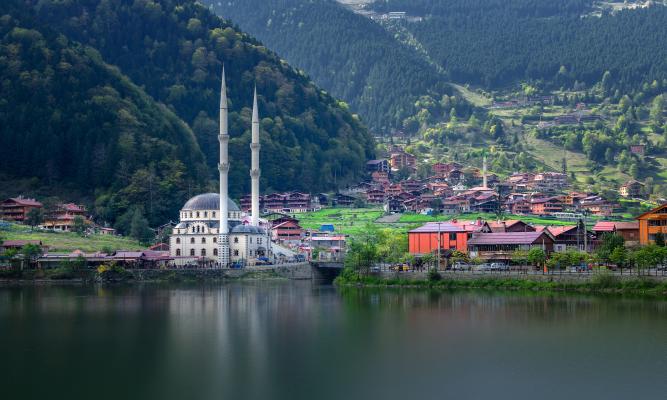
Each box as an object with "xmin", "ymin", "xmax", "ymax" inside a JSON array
[
  {"xmin": 293, "ymin": 207, "xmax": 385, "ymax": 236},
  {"xmin": 1, "ymin": 224, "xmax": 143, "ymax": 253},
  {"xmin": 398, "ymin": 212, "xmax": 593, "ymax": 227}
]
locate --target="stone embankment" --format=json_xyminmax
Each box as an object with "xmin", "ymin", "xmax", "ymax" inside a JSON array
[{"xmin": 374, "ymin": 271, "xmax": 667, "ymax": 283}]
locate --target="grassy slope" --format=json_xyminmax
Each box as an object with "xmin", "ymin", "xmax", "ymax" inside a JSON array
[
  {"xmin": 2, "ymin": 224, "xmax": 143, "ymax": 253},
  {"xmin": 293, "ymin": 208, "xmax": 385, "ymax": 236}
]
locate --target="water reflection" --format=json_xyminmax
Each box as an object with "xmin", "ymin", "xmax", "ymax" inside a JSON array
[{"xmin": 0, "ymin": 284, "xmax": 665, "ymax": 400}]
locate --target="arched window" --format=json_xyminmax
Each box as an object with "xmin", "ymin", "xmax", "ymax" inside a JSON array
[
  {"xmin": 213, "ymin": 248, "xmax": 218, "ymax": 256},
  {"xmin": 191, "ymin": 226, "xmax": 195, "ymax": 233},
  {"xmin": 190, "ymin": 237, "xmax": 195, "ymax": 244},
  {"xmin": 201, "ymin": 237, "xmax": 206, "ymax": 244},
  {"xmin": 196, "ymin": 212, "xmax": 200, "ymax": 218},
  {"xmin": 189, "ymin": 212, "xmax": 193, "ymax": 218},
  {"xmin": 234, "ymin": 237, "xmax": 239, "ymax": 243},
  {"xmin": 176, "ymin": 238, "xmax": 181, "ymax": 244},
  {"xmin": 201, "ymin": 249, "xmax": 206, "ymax": 256},
  {"xmin": 190, "ymin": 249, "xmax": 195, "ymax": 256},
  {"xmin": 213, "ymin": 237, "xmax": 217, "ymax": 243},
  {"xmin": 176, "ymin": 249, "xmax": 181, "ymax": 256},
  {"xmin": 204, "ymin": 211, "xmax": 208, "ymax": 217},
  {"xmin": 212, "ymin": 212, "xmax": 216, "ymax": 218}
]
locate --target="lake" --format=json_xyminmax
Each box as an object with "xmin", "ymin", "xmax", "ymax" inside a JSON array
[{"xmin": 1, "ymin": 282, "xmax": 665, "ymax": 400}]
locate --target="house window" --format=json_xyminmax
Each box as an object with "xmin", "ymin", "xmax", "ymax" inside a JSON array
[
  {"xmin": 212, "ymin": 212, "xmax": 216, "ymax": 218},
  {"xmin": 196, "ymin": 212, "xmax": 200, "ymax": 218},
  {"xmin": 250, "ymin": 237, "xmax": 253, "ymax": 244},
  {"xmin": 213, "ymin": 249, "xmax": 218, "ymax": 256},
  {"xmin": 234, "ymin": 237, "xmax": 239, "ymax": 243},
  {"xmin": 449, "ymin": 233, "xmax": 457, "ymax": 241},
  {"xmin": 213, "ymin": 237, "xmax": 217, "ymax": 243},
  {"xmin": 176, "ymin": 249, "xmax": 181, "ymax": 256},
  {"xmin": 176, "ymin": 238, "xmax": 181, "ymax": 244},
  {"xmin": 190, "ymin": 249, "xmax": 195, "ymax": 256},
  {"xmin": 201, "ymin": 237, "xmax": 206, "ymax": 244},
  {"xmin": 201, "ymin": 249, "xmax": 206, "ymax": 256},
  {"xmin": 233, "ymin": 250, "xmax": 239, "ymax": 256},
  {"xmin": 204, "ymin": 211, "xmax": 208, "ymax": 217},
  {"xmin": 250, "ymin": 250, "xmax": 253, "ymax": 256}
]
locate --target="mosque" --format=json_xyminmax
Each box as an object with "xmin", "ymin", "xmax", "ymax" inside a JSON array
[{"xmin": 169, "ymin": 68, "xmax": 286, "ymax": 267}]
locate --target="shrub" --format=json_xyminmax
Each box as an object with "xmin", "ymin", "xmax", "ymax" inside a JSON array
[
  {"xmin": 591, "ymin": 271, "xmax": 620, "ymax": 288},
  {"xmin": 427, "ymin": 269, "xmax": 442, "ymax": 282}
]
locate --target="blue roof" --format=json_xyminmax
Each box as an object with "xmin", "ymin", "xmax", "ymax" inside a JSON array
[{"xmin": 320, "ymin": 224, "xmax": 335, "ymax": 232}]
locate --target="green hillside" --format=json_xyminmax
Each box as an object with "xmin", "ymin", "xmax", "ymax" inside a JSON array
[
  {"xmin": 1, "ymin": 0, "xmax": 376, "ymax": 232},
  {"xmin": 204, "ymin": 0, "xmax": 465, "ymax": 130}
]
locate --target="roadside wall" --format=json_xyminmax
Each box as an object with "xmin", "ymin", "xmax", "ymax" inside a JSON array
[{"xmin": 374, "ymin": 271, "xmax": 667, "ymax": 283}]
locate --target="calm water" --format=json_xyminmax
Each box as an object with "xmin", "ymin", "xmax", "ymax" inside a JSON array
[{"xmin": 1, "ymin": 282, "xmax": 666, "ymax": 400}]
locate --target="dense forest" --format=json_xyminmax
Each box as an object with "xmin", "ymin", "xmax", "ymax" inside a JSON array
[
  {"xmin": 372, "ymin": 0, "xmax": 667, "ymax": 88},
  {"xmin": 204, "ymin": 0, "xmax": 459, "ymax": 130},
  {"xmin": 0, "ymin": 0, "xmax": 375, "ymax": 229}
]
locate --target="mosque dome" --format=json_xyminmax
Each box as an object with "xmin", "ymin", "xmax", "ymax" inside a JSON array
[{"xmin": 182, "ymin": 193, "xmax": 240, "ymax": 212}]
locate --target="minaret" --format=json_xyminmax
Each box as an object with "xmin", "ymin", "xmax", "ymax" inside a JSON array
[
  {"xmin": 482, "ymin": 154, "xmax": 488, "ymax": 189},
  {"xmin": 250, "ymin": 86, "xmax": 261, "ymax": 227},
  {"xmin": 218, "ymin": 67, "xmax": 230, "ymax": 267}
]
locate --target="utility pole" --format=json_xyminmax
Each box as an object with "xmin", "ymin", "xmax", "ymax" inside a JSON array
[{"xmin": 436, "ymin": 222, "xmax": 442, "ymax": 271}]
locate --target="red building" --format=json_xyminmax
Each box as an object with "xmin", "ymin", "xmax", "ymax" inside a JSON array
[
  {"xmin": 408, "ymin": 222, "xmax": 468, "ymax": 255},
  {"xmin": 271, "ymin": 220, "xmax": 304, "ymax": 243},
  {"xmin": 1, "ymin": 197, "xmax": 43, "ymax": 222},
  {"xmin": 592, "ymin": 221, "xmax": 640, "ymax": 246},
  {"xmin": 42, "ymin": 203, "xmax": 87, "ymax": 231},
  {"xmin": 530, "ymin": 197, "xmax": 563, "ymax": 215}
]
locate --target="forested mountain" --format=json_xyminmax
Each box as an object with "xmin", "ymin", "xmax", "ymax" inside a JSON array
[
  {"xmin": 372, "ymin": 0, "xmax": 667, "ymax": 88},
  {"xmin": 1, "ymin": 0, "xmax": 374, "ymax": 228},
  {"xmin": 0, "ymin": 2, "xmax": 209, "ymax": 228},
  {"xmin": 204, "ymin": 0, "xmax": 457, "ymax": 130}
]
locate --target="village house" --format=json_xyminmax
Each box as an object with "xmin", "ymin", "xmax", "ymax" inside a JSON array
[
  {"xmin": 389, "ymin": 149, "xmax": 417, "ymax": 171},
  {"xmin": 547, "ymin": 225, "xmax": 595, "ymax": 252},
  {"xmin": 366, "ymin": 189, "xmax": 386, "ymax": 204},
  {"xmin": 635, "ymin": 204, "xmax": 667, "ymax": 245},
  {"xmin": 619, "ymin": 180, "xmax": 644, "ymax": 198},
  {"xmin": 488, "ymin": 220, "xmax": 535, "ymax": 233},
  {"xmin": 271, "ymin": 219, "xmax": 304, "ymax": 243},
  {"xmin": 1, "ymin": 197, "xmax": 43, "ymax": 222},
  {"xmin": 533, "ymin": 172, "xmax": 568, "ymax": 192},
  {"xmin": 592, "ymin": 221, "xmax": 640, "ymax": 247},
  {"xmin": 530, "ymin": 196, "xmax": 564, "ymax": 215},
  {"xmin": 408, "ymin": 222, "xmax": 468, "ymax": 256},
  {"xmin": 467, "ymin": 231, "xmax": 555, "ymax": 262},
  {"xmin": 333, "ymin": 193, "xmax": 356, "ymax": 207},
  {"xmin": 371, "ymin": 171, "xmax": 390, "ymax": 184},
  {"xmin": 366, "ymin": 159, "xmax": 390, "ymax": 173},
  {"xmin": 41, "ymin": 203, "xmax": 87, "ymax": 232}
]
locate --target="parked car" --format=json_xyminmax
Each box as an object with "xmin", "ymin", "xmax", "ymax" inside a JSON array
[
  {"xmin": 451, "ymin": 262, "xmax": 471, "ymax": 271},
  {"xmin": 490, "ymin": 263, "xmax": 509, "ymax": 271},
  {"xmin": 475, "ymin": 264, "xmax": 492, "ymax": 272}
]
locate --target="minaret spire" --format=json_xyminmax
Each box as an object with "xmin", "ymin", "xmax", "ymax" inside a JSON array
[
  {"xmin": 218, "ymin": 66, "xmax": 230, "ymax": 267},
  {"xmin": 250, "ymin": 85, "xmax": 261, "ymax": 227}
]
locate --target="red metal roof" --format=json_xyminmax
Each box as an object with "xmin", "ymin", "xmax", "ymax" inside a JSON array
[
  {"xmin": 592, "ymin": 221, "xmax": 639, "ymax": 231},
  {"xmin": 409, "ymin": 222, "xmax": 466, "ymax": 233},
  {"xmin": 3, "ymin": 198, "xmax": 42, "ymax": 207},
  {"xmin": 468, "ymin": 232, "xmax": 550, "ymax": 245},
  {"xmin": 547, "ymin": 225, "xmax": 578, "ymax": 237}
]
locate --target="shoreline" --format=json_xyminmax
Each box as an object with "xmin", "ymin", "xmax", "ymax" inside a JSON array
[{"xmin": 334, "ymin": 270, "xmax": 667, "ymax": 297}]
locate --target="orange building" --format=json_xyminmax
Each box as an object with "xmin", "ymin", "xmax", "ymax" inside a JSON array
[
  {"xmin": 636, "ymin": 204, "xmax": 667, "ymax": 245},
  {"xmin": 408, "ymin": 222, "xmax": 468, "ymax": 255}
]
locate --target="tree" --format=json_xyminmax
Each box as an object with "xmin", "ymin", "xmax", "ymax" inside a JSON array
[
  {"xmin": 609, "ymin": 246, "xmax": 627, "ymax": 268},
  {"xmin": 25, "ymin": 208, "xmax": 43, "ymax": 231},
  {"xmin": 511, "ymin": 250, "xmax": 528, "ymax": 266},
  {"xmin": 597, "ymin": 233, "xmax": 625, "ymax": 264},
  {"xmin": 72, "ymin": 215, "xmax": 86, "ymax": 236},
  {"xmin": 129, "ymin": 208, "xmax": 153, "ymax": 244},
  {"xmin": 527, "ymin": 248, "xmax": 546, "ymax": 268},
  {"xmin": 21, "ymin": 243, "xmax": 43, "ymax": 270}
]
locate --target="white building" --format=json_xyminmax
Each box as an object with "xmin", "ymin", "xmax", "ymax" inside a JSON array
[
  {"xmin": 169, "ymin": 67, "xmax": 272, "ymax": 267},
  {"xmin": 169, "ymin": 193, "xmax": 270, "ymax": 266}
]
